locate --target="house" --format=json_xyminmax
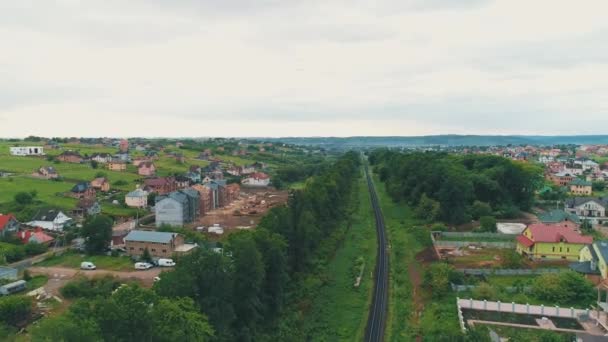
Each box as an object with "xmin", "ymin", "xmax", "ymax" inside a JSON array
[
  {"xmin": 538, "ymin": 209, "xmax": 581, "ymax": 225},
  {"xmin": 73, "ymin": 198, "xmax": 101, "ymax": 217},
  {"xmin": 515, "ymin": 222, "xmax": 593, "ymax": 261},
  {"xmin": 132, "ymin": 157, "xmax": 151, "ymax": 167},
  {"xmin": 90, "ymin": 153, "xmax": 113, "ymax": 163},
  {"xmin": 119, "ymin": 139, "xmax": 129, "ymax": 153},
  {"xmin": 27, "ymin": 209, "xmax": 72, "ymax": 231},
  {"xmin": 57, "ymin": 151, "xmax": 83, "ymax": 163},
  {"xmin": 570, "ymin": 241, "xmax": 608, "ymax": 281},
  {"xmin": 155, "ymin": 189, "xmax": 200, "ymax": 227},
  {"xmin": 111, "ymin": 230, "xmax": 129, "ymax": 247},
  {"xmin": 17, "ymin": 228, "xmax": 54, "ymax": 245},
  {"xmin": 175, "ymin": 175, "xmax": 191, "ymax": 189},
  {"xmin": 175, "ymin": 153, "xmax": 185, "ymax": 164},
  {"xmin": 569, "ymin": 179, "xmax": 593, "ymax": 196},
  {"xmin": 565, "ymin": 197, "xmax": 608, "ymax": 225},
  {"xmin": 242, "ymin": 172, "xmax": 270, "ymax": 187},
  {"xmin": 225, "ymin": 183, "xmax": 241, "ymax": 204},
  {"xmin": 0, "ymin": 214, "xmax": 19, "ymax": 238},
  {"xmin": 107, "ymin": 160, "xmax": 127, "ymax": 171},
  {"xmin": 70, "ymin": 182, "xmax": 96, "ymax": 199},
  {"xmin": 189, "ymin": 165, "xmax": 202, "ymax": 174},
  {"xmin": 125, "ymin": 188, "xmax": 148, "ymax": 208},
  {"xmin": 143, "ymin": 177, "xmax": 176, "ymax": 195},
  {"xmin": 32, "ymin": 166, "xmax": 59, "ymax": 179},
  {"xmin": 185, "ymin": 171, "xmax": 201, "ymax": 184},
  {"xmin": 10, "ymin": 146, "xmax": 44, "ymax": 156},
  {"xmin": 138, "ymin": 162, "xmax": 156, "ymax": 176},
  {"xmin": 192, "ymin": 184, "xmax": 213, "ymax": 215},
  {"xmin": 124, "ymin": 230, "xmax": 197, "ymax": 258},
  {"xmin": 91, "ymin": 177, "xmax": 110, "ymax": 192},
  {"xmin": 547, "ymin": 172, "xmax": 575, "ymax": 187},
  {"xmin": 114, "ymin": 152, "xmax": 131, "ymax": 162}
]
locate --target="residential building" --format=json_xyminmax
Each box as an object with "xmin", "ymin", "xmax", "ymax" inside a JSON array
[
  {"xmin": 144, "ymin": 177, "xmax": 176, "ymax": 194},
  {"xmin": 90, "ymin": 153, "xmax": 113, "ymax": 163},
  {"xmin": 516, "ymin": 222, "xmax": 593, "ymax": 261},
  {"xmin": 565, "ymin": 197, "xmax": 608, "ymax": 225},
  {"xmin": 10, "ymin": 146, "xmax": 44, "ymax": 156},
  {"xmin": 119, "ymin": 139, "xmax": 129, "ymax": 153},
  {"xmin": 175, "ymin": 175, "xmax": 191, "ymax": 189},
  {"xmin": 27, "ymin": 209, "xmax": 72, "ymax": 231},
  {"xmin": 569, "ymin": 179, "xmax": 593, "ymax": 196},
  {"xmin": 192, "ymin": 184, "xmax": 213, "ymax": 215},
  {"xmin": 107, "ymin": 160, "xmax": 127, "ymax": 171},
  {"xmin": 32, "ymin": 166, "xmax": 59, "ymax": 179},
  {"xmin": 57, "ymin": 151, "xmax": 83, "ymax": 163},
  {"xmin": 155, "ymin": 189, "xmax": 200, "ymax": 227},
  {"xmin": 185, "ymin": 171, "xmax": 201, "ymax": 184},
  {"xmin": 547, "ymin": 172, "xmax": 575, "ymax": 187},
  {"xmin": 0, "ymin": 214, "xmax": 19, "ymax": 238},
  {"xmin": 114, "ymin": 152, "xmax": 131, "ymax": 162},
  {"xmin": 17, "ymin": 228, "xmax": 54, "ymax": 245},
  {"xmin": 138, "ymin": 162, "xmax": 156, "ymax": 176},
  {"xmin": 570, "ymin": 241, "xmax": 608, "ymax": 281},
  {"xmin": 70, "ymin": 182, "xmax": 96, "ymax": 199},
  {"xmin": 126, "ymin": 188, "xmax": 148, "ymax": 208},
  {"xmin": 132, "ymin": 157, "xmax": 151, "ymax": 167},
  {"xmin": 124, "ymin": 230, "xmax": 197, "ymax": 258},
  {"xmin": 73, "ymin": 198, "xmax": 101, "ymax": 217},
  {"xmin": 242, "ymin": 172, "xmax": 270, "ymax": 187},
  {"xmin": 226, "ymin": 183, "xmax": 241, "ymax": 204},
  {"xmin": 538, "ymin": 209, "xmax": 581, "ymax": 225},
  {"xmin": 91, "ymin": 177, "xmax": 110, "ymax": 192}
]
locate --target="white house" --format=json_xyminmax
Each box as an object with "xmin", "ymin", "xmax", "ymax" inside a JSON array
[
  {"xmin": 125, "ymin": 188, "xmax": 148, "ymax": 208},
  {"xmin": 241, "ymin": 172, "xmax": 270, "ymax": 187},
  {"xmin": 565, "ymin": 197, "xmax": 608, "ymax": 225},
  {"xmin": 90, "ymin": 153, "xmax": 113, "ymax": 163},
  {"xmin": 27, "ymin": 209, "xmax": 72, "ymax": 231},
  {"xmin": 10, "ymin": 146, "xmax": 44, "ymax": 156}
]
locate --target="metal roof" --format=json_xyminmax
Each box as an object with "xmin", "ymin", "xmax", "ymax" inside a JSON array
[{"xmin": 124, "ymin": 230, "xmax": 177, "ymax": 243}]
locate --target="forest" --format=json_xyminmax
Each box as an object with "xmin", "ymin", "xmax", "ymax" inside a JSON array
[
  {"xmin": 26, "ymin": 152, "xmax": 361, "ymax": 342},
  {"xmin": 368, "ymin": 150, "xmax": 543, "ymax": 224}
]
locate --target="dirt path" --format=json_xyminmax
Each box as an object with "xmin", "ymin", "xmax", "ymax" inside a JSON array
[
  {"xmin": 409, "ymin": 247, "xmax": 439, "ymax": 342},
  {"xmin": 28, "ymin": 266, "xmax": 163, "ymax": 292}
]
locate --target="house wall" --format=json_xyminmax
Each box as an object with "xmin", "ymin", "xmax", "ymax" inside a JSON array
[
  {"xmin": 10, "ymin": 146, "xmax": 44, "ymax": 156},
  {"xmin": 108, "ymin": 163, "xmax": 127, "ymax": 171},
  {"xmin": 125, "ymin": 235, "xmax": 184, "ymax": 258},
  {"xmin": 531, "ymin": 242, "xmax": 586, "ymax": 261},
  {"xmin": 155, "ymin": 198, "xmax": 185, "ymax": 226},
  {"xmin": 570, "ymin": 185, "xmax": 592, "ymax": 196},
  {"xmin": 126, "ymin": 196, "xmax": 147, "ymax": 208},
  {"xmin": 593, "ymin": 244, "xmax": 608, "ymax": 279}
]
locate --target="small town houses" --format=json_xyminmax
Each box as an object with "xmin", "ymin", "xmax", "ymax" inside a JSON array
[
  {"xmin": 124, "ymin": 230, "xmax": 197, "ymax": 258},
  {"xmin": 155, "ymin": 189, "xmax": 200, "ymax": 227},
  {"xmin": 57, "ymin": 150, "xmax": 83, "ymax": 163},
  {"xmin": 138, "ymin": 161, "xmax": 156, "ymax": 176},
  {"xmin": 31, "ymin": 166, "xmax": 59, "ymax": 179},
  {"xmin": 565, "ymin": 197, "xmax": 608, "ymax": 225},
  {"xmin": 242, "ymin": 172, "xmax": 270, "ymax": 187},
  {"xmin": 516, "ymin": 222, "xmax": 593, "ymax": 261},
  {"xmin": 10, "ymin": 146, "xmax": 44, "ymax": 156},
  {"xmin": 0, "ymin": 214, "xmax": 20, "ymax": 238},
  {"xmin": 125, "ymin": 188, "xmax": 148, "ymax": 208},
  {"xmin": 90, "ymin": 177, "xmax": 110, "ymax": 192},
  {"xmin": 90, "ymin": 153, "xmax": 113, "ymax": 163},
  {"xmin": 26, "ymin": 209, "xmax": 72, "ymax": 231},
  {"xmin": 107, "ymin": 159, "xmax": 127, "ymax": 171}
]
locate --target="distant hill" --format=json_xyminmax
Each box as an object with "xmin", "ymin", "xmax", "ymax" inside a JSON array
[{"xmin": 265, "ymin": 135, "xmax": 608, "ymax": 148}]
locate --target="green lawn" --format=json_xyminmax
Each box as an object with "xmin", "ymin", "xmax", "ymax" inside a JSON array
[
  {"xmin": 37, "ymin": 252, "xmax": 134, "ymax": 271},
  {"xmin": 486, "ymin": 275, "xmax": 537, "ymax": 287},
  {"xmin": 303, "ymin": 171, "xmax": 376, "ymax": 341},
  {"xmin": 0, "ymin": 176, "xmax": 77, "ymax": 209},
  {"xmin": 26, "ymin": 275, "xmax": 49, "ymax": 290}
]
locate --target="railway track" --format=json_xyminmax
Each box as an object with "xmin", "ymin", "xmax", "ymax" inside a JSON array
[{"xmin": 364, "ymin": 165, "xmax": 389, "ymax": 342}]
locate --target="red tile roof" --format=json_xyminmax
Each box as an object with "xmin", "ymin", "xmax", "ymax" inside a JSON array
[
  {"xmin": 526, "ymin": 223, "xmax": 593, "ymax": 244},
  {"xmin": 516, "ymin": 235, "xmax": 534, "ymax": 248},
  {"xmin": 249, "ymin": 172, "xmax": 269, "ymax": 180},
  {"xmin": 0, "ymin": 214, "xmax": 16, "ymax": 231}
]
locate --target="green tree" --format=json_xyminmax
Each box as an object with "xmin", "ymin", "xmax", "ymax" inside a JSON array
[
  {"xmin": 141, "ymin": 247, "xmax": 152, "ymax": 263},
  {"xmin": 81, "ymin": 215, "xmax": 113, "ymax": 254},
  {"xmin": 532, "ymin": 271, "xmax": 595, "ymax": 306},
  {"xmin": 471, "ymin": 200, "xmax": 492, "ymax": 220},
  {"xmin": 91, "ymin": 160, "xmax": 99, "ymax": 169},
  {"xmin": 14, "ymin": 192, "xmax": 33, "ymax": 206},
  {"xmin": 423, "ymin": 263, "xmax": 454, "ymax": 298},
  {"xmin": 472, "ymin": 282, "xmax": 497, "ymax": 300},
  {"xmin": 415, "ymin": 193, "xmax": 441, "ymax": 222},
  {"xmin": 150, "ymin": 297, "xmax": 214, "ymax": 342},
  {"xmin": 31, "ymin": 313, "xmax": 102, "ymax": 342},
  {"xmin": 0, "ymin": 296, "xmax": 32, "ymax": 326},
  {"xmin": 478, "ymin": 216, "xmax": 497, "ymax": 233},
  {"xmin": 501, "ymin": 250, "xmax": 524, "ymax": 268}
]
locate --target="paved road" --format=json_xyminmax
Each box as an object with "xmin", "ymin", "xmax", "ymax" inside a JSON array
[
  {"xmin": 9, "ymin": 246, "xmax": 70, "ymax": 271},
  {"xmin": 364, "ymin": 165, "xmax": 389, "ymax": 342}
]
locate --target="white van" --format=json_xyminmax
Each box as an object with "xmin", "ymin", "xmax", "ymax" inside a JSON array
[
  {"xmin": 134, "ymin": 262, "xmax": 153, "ymax": 270},
  {"xmin": 80, "ymin": 262, "xmax": 96, "ymax": 270},
  {"xmin": 158, "ymin": 258, "xmax": 175, "ymax": 267}
]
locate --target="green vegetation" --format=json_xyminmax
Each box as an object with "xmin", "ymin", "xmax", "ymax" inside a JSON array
[
  {"xmin": 81, "ymin": 215, "xmax": 113, "ymax": 254},
  {"xmin": 26, "ymin": 275, "xmax": 48, "ymax": 291},
  {"xmin": 37, "ymin": 251, "xmax": 133, "ymax": 271},
  {"xmin": 369, "ymin": 151, "xmax": 543, "ymax": 224},
  {"xmin": 301, "ymin": 173, "xmax": 376, "ymax": 341},
  {"xmin": 60, "ymin": 276, "xmax": 121, "ymax": 299}
]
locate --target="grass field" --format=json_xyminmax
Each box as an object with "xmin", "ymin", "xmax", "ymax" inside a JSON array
[
  {"xmin": 303, "ymin": 172, "xmax": 376, "ymax": 341},
  {"xmin": 26, "ymin": 275, "xmax": 49, "ymax": 290},
  {"xmin": 37, "ymin": 251, "xmax": 134, "ymax": 271}
]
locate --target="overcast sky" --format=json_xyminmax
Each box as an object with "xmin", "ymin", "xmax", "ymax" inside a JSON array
[{"xmin": 1, "ymin": 0, "xmax": 607, "ymax": 137}]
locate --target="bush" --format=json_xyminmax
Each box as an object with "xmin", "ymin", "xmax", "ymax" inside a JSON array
[
  {"xmin": 531, "ymin": 271, "xmax": 595, "ymax": 306},
  {"xmin": 471, "ymin": 201, "xmax": 492, "ymax": 220},
  {"xmin": 430, "ymin": 223, "xmax": 448, "ymax": 232},
  {"xmin": 423, "ymin": 263, "xmax": 454, "ymax": 298},
  {"xmin": 478, "ymin": 216, "xmax": 497, "ymax": 233},
  {"xmin": 60, "ymin": 276, "xmax": 121, "ymax": 299},
  {"xmin": 113, "ymin": 180, "xmax": 128, "ymax": 186},
  {"xmin": 0, "ymin": 296, "xmax": 32, "ymax": 326},
  {"xmin": 24, "ymin": 243, "xmax": 48, "ymax": 256},
  {"xmin": 472, "ymin": 282, "xmax": 497, "ymax": 300},
  {"xmin": 501, "ymin": 250, "xmax": 524, "ymax": 269}
]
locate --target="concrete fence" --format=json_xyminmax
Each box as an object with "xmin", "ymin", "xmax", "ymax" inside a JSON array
[
  {"xmin": 457, "ymin": 268, "xmax": 566, "ymax": 276},
  {"xmin": 434, "ymin": 240, "xmax": 515, "ymax": 248},
  {"xmin": 451, "ymin": 283, "xmax": 532, "ymax": 293},
  {"xmin": 457, "ymin": 297, "xmax": 590, "ymax": 320}
]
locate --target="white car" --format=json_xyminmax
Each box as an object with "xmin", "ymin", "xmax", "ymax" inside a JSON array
[
  {"xmin": 80, "ymin": 262, "xmax": 96, "ymax": 270},
  {"xmin": 158, "ymin": 258, "xmax": 175, "ymax": 267},
  {"xmin": 134, "ymin": 262, "xmax": 153, "ymax": 270}
]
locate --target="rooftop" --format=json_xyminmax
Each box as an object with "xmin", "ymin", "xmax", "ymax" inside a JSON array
[{"xmin": 124, "ymin": 230, "xmax": 178, "ymax": 244}]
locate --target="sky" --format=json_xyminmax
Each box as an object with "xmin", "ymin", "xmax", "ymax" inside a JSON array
[{"xmin": 1, "ymin": 0, "xmax": 607, "ymax": 137}]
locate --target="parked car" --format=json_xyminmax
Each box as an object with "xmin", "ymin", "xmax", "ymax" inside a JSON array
[
  {"xmin": 158, "ymin": 258, "xmax": 175, "ymax": 267},
  {"xmin": 134, "ymin": 262, "xmax": 153, "ymax": 270},
  {"xmin": 80, "ymin": 262, "xmax": 96, "ymax": 270}
]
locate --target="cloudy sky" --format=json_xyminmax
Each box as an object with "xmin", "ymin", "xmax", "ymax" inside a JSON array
[{"xmin": 1, "ymin": 0, "xmax": 607, "ymax": 137}]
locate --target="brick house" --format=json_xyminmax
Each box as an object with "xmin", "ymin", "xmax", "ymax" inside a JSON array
[
  {"xmin": 57, "ymin": 151, "xmax": 83, "ymax": 163},
  {"xmin": 225, "ymin": 183, "xmax": 241, "ymax": 204},
  {"xmin": 73, "ymin": 198, "xmax": 101, "ymax": 217},
  {"xmin": 192, "ymin": 184, "xmax": 213, "ymax": 215},
  {"xmin": 32, "ymin": 166, "xmax": 59, "ymax": 179},
  {"xmin": 70, "ymin": 182, "xmax": 96, "ymax": 199},
  {"xmin": 124, "ymin": 230, "xmax": 197, "ymax": 258},
  {"xmin": 547, "ymin": 172, "xmax": 575, "ymax": 187},
  {"xmin": 91, "ymin": 177, "xmax": 110, "ymax": 192},
  {"xmin": 107, "ymin": 160, "xmax": 127, "ymax": 171},
  {"xmin": 144, "ymin": 177, "xmax": 176, "ymax": 195},
  {"xmin": 569, "ymin": 179, "xmax": 593, "ymax": 196},
  {"xmin": 138, "ymin": 162, "xmax": 156, "ymax": 176}
]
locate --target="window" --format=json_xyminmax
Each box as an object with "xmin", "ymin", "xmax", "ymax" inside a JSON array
[
  {"xmin": 139, "ymin": 248, "xmax": 143, "ymax": 251},
  {"xmin": 162, "ymin": 249, "xmax": 167, "ymax": 253},
  {"xmin": 552, "ymin": 247, "xmax": 555, "ymax": 252},
  {"xmin": 130, "ymin": 247, "xmax": 134, "ymax": 250},
  {"xmin": 151, "ymin": 249, "xmax": 156, "ymax": 252},
  {"xmin": 567, "ymin": 248, "xmax": 570, "ymax": 253},
  {"xmin": 559, "ymin": 247, "xmax": 562, "ymax": 252}
]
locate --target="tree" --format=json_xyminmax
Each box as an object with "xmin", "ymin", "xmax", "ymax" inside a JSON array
[
  {"xmin": 31, "ymin": 313, "xmax": 102, "ymax": 342},
  {"xmin": 471, "ymin": 201, "xmax": 492, "ymax": 220},
  {"xmin": 94, "ymin": 171, "xmax": 106, "ymax": 178},
  {"xmin": 478, "ymin": 216, "xmax": 497, "ymax": 233},
  {"xmin": 532, "ymin": 271, "xmax": 595, "ymax": 306},
  {"xmin": 150, "ymin": 298, "xmax": 214, "ymax": 342},
  {"xmin": 0, "ymin": 296, "xmax": 32, "ymax": 326},
  {"xmin": 415, "ymin": 193, "xmax": 441, "ymax": 222},
  {"xmin": 141, "ymin": 247, "xmax": 152, "ymax": 263},
  {"xmin": 81, "ymin": 215, "xmax": 113, "ymax": 254},
  {"xmin": 14, "ymin": 192, "xmax": 33, "ymax": 206},
  {"xmin": 593, "ymin": 181, "xmax": 606, "ymax": 192},
  {"xmin": 91, "ymin": 160, "xmax": 99, "ymax": 169},
  {"xmin": 501, "ymin": 250, "xmax": 524, "ymax": 268},
  {"xmin": 581, "ymin": 219, "xmax": 593, "ymax": 233},
  {"xmin": 423, "ymin": 263, "xmax": 454, "ymax": 298},
  {"xmin": 472, "ymin": 282, "xmax": 497, "ymax": 300}
]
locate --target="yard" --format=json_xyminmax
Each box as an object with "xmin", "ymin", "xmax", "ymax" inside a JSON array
[{"xmin": 37, "ymin": 252, "xmax": 134, "ymax": 271}]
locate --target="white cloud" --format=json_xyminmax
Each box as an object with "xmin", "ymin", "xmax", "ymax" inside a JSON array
[{"xmin": 0, "ymin": 0, "xmax": 607, "ymax": 137}]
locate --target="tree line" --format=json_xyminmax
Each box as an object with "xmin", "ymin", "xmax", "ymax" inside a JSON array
[
  {"xmin": 369, "ymin": 150, "xmax": 543, "ymax": 224},
  {"xmin": 22, "ymin": 152, "xmax": 361, "ymax": 342}
]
